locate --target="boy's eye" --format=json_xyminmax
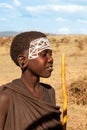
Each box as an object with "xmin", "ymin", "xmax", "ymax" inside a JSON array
[
  {"xmin": 39, "ymin": 52, "xmax": 47, "ymax": 57},
  {"xmin": 39, "ymin": 50, "xmax": 52, "ymax": 57}
]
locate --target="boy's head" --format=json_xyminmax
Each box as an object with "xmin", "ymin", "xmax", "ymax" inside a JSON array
[{"xmin": 10, "ymin": 31, "xmax": 48, "ymax": 66}]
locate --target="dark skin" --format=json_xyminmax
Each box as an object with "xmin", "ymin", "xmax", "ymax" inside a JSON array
[
  {"xmin": 19, "ymin": 49, "xmax": 53, "ymax": 98},
  {"xmin": 0, "ymin": 49, "xmax": 53, "ymax": 129}
]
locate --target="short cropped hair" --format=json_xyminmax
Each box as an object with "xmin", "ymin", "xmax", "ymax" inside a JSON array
[{"xmin": 10, "ymin": 31, "xmax": 46, "ymax": 66}]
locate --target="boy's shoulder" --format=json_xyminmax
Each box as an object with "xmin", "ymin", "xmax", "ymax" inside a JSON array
[
  {"xmin": 40, "ymin": 83, "xmax": 56, "ymax": 105},
  {"xmin": 40, "ymin": 82, "xmax": 54, "ymax": 90},
  {"xmin": 40, "ymin": 82, "xmax": 55, "ymax": 94},
  {"xmin": 0, "ymin": 81, "xmax": 14, "ymax": 95},
  {"xmin": 0, "ymin": 79, "xmax": 19, "ymax": 92},
  {"xmin": 0, "ymin": 83, "xmax": 10, "ymax": 93},
  {"xmin": 0, "ymin": 83, "xmax": 11, "ymax": 104},
  {"xmin": 40, "ymin": 82, "xmax": 52, "ymax": 88}
]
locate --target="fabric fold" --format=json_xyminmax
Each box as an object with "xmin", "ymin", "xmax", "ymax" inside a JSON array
[{"xmin": 1, "ymin": 79, "xmax": 63, "ymax": 130}]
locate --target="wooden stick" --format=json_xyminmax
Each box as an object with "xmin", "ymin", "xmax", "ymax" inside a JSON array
[{"xmin": 61, "ymin": 54, "xmax": 67, "ymax": 130}]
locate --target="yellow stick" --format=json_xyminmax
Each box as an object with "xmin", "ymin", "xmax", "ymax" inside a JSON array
[{"xmin": 61, "ymin": 54, "xmax": 67, "ymax": 130}]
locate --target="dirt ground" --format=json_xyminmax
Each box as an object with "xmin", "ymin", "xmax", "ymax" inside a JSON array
[{"xmin": 0, "ymin": 35, "xmax": 87, "ymax": 130}]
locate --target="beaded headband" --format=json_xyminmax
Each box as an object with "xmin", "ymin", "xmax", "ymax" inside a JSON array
[{"xmin": 28, "ymin": 37, "xmax": 52, "ymax": 59}]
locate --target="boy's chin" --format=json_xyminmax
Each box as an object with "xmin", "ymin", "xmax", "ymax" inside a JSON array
[{"xmin": 42, "ymin": 74, "xmax": 52, "ymax": 78}]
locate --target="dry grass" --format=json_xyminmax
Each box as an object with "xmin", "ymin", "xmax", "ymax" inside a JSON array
[{"xmin": 0, "ymin": 35, "xmax": 87, "ymax": 130}]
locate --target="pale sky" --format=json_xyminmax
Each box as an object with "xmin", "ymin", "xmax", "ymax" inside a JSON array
[{"xmin": 0, "ymin": 0, "xmax": 87, "ymax": 34}]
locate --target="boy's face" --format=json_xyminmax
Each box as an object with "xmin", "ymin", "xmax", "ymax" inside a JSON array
[{"xmin": 27, "ymin": 48, "xmax": 53, "ymax": 78}]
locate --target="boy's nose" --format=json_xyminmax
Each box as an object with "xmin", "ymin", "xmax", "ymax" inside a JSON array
[{"xmin": 47, "ymin": 55, "xmax": 53, "ymax": 63}]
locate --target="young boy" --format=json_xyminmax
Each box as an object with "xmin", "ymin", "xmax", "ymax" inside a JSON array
[{"xmin": 0, "ymin": 31, "xmax": 63, "ymax": 130}]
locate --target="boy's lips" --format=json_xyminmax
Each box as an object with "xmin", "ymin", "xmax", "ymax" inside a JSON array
[{"xmin": 45, "ymin": 65, "xmax": 53, "ymax": 71}]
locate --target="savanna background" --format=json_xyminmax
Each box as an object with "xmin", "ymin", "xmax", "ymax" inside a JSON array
[{"xmin": 0, "ymin": 34, "xmax": 87, "ymax": 130}]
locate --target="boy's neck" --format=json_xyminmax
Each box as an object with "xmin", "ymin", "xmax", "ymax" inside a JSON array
[
  {"xmin": 21, "ymin": 72, "xmax": 39, "ymax": 88},
  {"xmin": 20, "ymin": 74, "xmax": 44, "ymax": 99}
]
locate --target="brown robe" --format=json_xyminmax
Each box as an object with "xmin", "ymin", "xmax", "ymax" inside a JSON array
[{"xmin": 0, "ymin": 79, "xmax": 63, "ymax": 130}]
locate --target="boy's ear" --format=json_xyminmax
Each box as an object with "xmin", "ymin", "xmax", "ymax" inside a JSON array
[{"xmin": 17, "ymin": 54, "xmax": 28, "ymax": 69}]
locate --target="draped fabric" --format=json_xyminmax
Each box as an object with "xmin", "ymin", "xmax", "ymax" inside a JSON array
[{"xmin": 0, "ymin": 79, "xmax": 63, "ymax": 130}]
